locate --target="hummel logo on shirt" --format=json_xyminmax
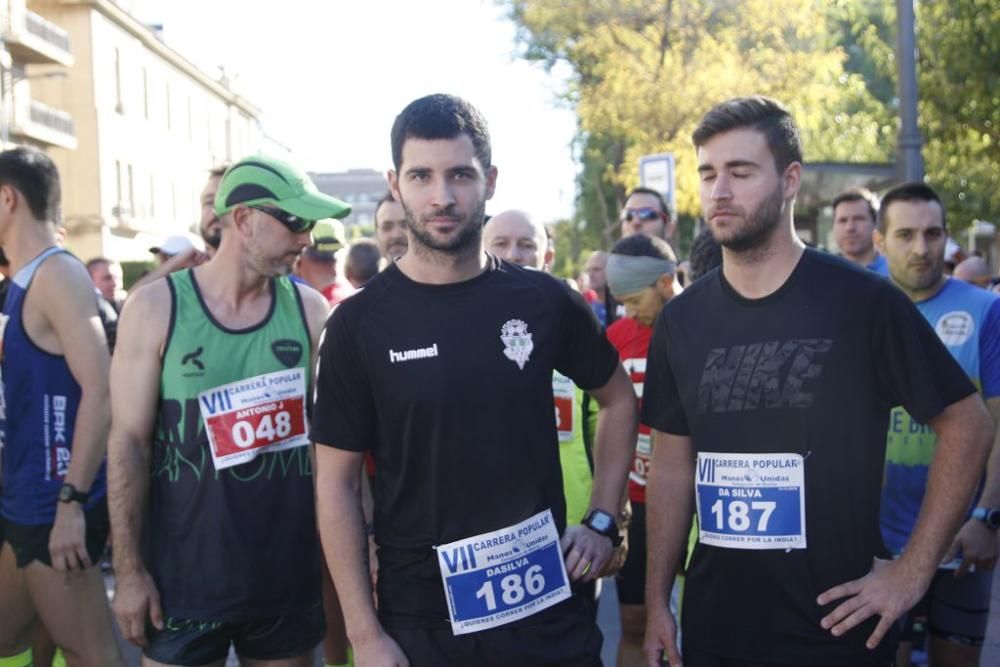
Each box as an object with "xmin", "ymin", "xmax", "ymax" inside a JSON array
[{"xmin": 389, "ymin": 344, "xmax": 439, "ymax": 363}]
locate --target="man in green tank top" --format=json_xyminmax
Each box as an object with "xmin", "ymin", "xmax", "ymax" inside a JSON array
[{"xmin": 107, "ymin": 155, "xmax": 351, "ymax": 667}]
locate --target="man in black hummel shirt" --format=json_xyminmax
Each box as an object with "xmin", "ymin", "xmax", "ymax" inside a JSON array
[
  {"xmin": 311, "ymin": 94, "xmax": 638, "ymax": 667},
  {"xmin": 641, "ymin": 97, "xmax": 994, "ymax": 667}
]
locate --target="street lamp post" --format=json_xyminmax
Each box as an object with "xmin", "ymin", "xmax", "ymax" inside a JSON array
[{"xmin": 896, "ymin": 0, "xmax": 925, "ymax": 182}]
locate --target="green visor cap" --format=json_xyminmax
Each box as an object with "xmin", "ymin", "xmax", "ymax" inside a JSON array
[{"xmin": 214, "ymin": 154, "xmax": 352, "ymax": 221}]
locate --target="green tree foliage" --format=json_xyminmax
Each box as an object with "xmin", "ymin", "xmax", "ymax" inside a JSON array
[
  {"xmin": 506, "ymin": 0, "xmax": 894, "ymax": 255},
  {"xmin": 917, "ymin": 0, "xmax": 999, "ymax": 226},
  {"xmin": 835, "ymin": 0, "xmax": 999, "ymax": 227}
]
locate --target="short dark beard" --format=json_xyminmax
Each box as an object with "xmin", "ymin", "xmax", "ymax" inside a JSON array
[
  {"xmin": 716, "ymin": 185, "xmax": 785, "ymax": 256},
  {"xmin": 202, "ymin": 220, "xmax": 221, "ymax": 250},
  {"xmin": 203, "ymin": 230, "xmax": 221, "ymax": 250},
  {"xmin": 400, "ymin": 199, "xmax": 485, "ymax": 262}
]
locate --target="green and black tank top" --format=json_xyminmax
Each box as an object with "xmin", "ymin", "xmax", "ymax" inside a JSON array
[{"xmin": 149, "ymin": 269, "xmax": 320, "ymax": 621}]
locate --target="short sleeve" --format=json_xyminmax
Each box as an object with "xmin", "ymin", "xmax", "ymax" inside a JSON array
[
  {"xmin": 310, "ymin": 304, "xmax": 376, "ymax": 451},
  {"xmin": 871, "ymin": 283, "xmax": 976, "ymax": 423},
  {"xmin": 979, "ymin": 298, "xmax": 1000, "ymax": 399},
  {"xmin": 641, "ymin": 308, "xmax": 689, "ymax": 435},
  {"xmin": 554, "ymin": 284, "xmax": 619, "ymax": 390}
]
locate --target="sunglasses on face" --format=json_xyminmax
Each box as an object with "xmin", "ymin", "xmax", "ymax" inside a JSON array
[
  {"xmin": 621, "ymin": 207, "xmax": 663, "ymax": 223},
  {"xmin": 249, "ymin": 205, "xmax": 316, "ymax": 233}
]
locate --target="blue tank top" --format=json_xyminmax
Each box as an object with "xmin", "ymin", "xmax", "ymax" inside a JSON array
[
  {"xmin": 0, "ymin": 247, "xmax": 107, "ymax": 524},
  {"xmin": 881, "ymin": 278, "xmax": 1000, "ymax": 554}
]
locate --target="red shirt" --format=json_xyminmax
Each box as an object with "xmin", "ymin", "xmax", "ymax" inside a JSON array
[
  {"xmin": 607, "ymin": 317, "xmax": 653, "ymax": 504},
  {"xmin": 321, "ymin": 280, "xmax": 357, "ymax": 306}
]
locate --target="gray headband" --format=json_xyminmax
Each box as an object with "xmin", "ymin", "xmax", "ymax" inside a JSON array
[{"xmin": 606, "ymin": 254, "xmax": 676, "ymax": 297}]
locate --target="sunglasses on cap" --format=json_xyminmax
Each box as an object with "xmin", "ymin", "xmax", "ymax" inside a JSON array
[
  {"xmin": 621, "ymin": 207, "xmax": 664, "ymax": 223},
  {"xmin": 249, "ymin": 205, "xmax": 317, "ymax": 233}
]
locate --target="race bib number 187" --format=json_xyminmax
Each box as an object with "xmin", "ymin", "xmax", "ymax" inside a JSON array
[
  {"xmin": 198, "ymin": 368, "xmax": 309, "ymax": 470},
  {"xmin": 695, "ymin": 452, "xmax": 806, "ymax": 550}
]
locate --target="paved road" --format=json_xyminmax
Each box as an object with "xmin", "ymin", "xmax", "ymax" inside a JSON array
[{"xmin": 109, "ymin": 567, "xmax": 1000, "ymax": 666}]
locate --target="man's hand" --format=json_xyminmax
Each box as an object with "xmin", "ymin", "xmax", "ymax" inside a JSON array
[
  {"xmin": 49, "ymin": 502, "xmax": 91, "ymax": 571},
  {"xmin": 113, "ymin": 569, "xmax": 164, "ymax": 647},
  {"xmin": 644, "ymin": 603, "xmax": 682, "ymax": 666},
  {"xmin": 817, "ymin": 557, "xmax": 929, "ymax": 649},
  {"xmin": 561, "ymin": 524, "xmax": 613, "ymax": 582},
  {"xmin": 944, "ymin": 518, "xmax": 999, "ymax": 575},
  {"xmin": 353, "ymin": 630, "xmax": 409, "ymax": 667}
]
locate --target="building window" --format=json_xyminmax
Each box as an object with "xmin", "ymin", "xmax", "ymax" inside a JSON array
[
  {"xmin": 127, "ymin": 164, "xmax": 135, "ymax": 212},
  {"xmin": 115, "ymin": 160, "xmax": 123, "ymax": 205},
  {"xmin": 142, "ymin": 68, "xmax": 150, "ymax": 119},
  {"xmin": 114, "ymin": 48, "xmax": 124, "ymax": 113}
]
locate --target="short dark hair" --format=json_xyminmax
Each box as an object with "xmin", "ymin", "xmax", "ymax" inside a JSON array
[
  {"xmin": 208, "ymin": 162, "xmax": 232, "ymax": 178},
  {"xmin": 877, "ymin": 182, "xmax": 945, "ymax": 234},
  {"xmin": 611, "ymin": 232, "xmax": 677, "ymax": 263},
  {"xmin": 625, "ymin": 187, "xmax": 672, "ymax": 219},
  {"xmin": 688, "ymin": 227, "xmax": 723, "ymax": 281},
  {"xmin": 0, "ymin": 146, "xmax": 61, "ymax": 222},
  {"xmin": 373, "ymin": 191, "xmax": 397, "ymax": 222},
  {"xmin": 390, "ymin": 94, "xmax": 491, "ymax": 172},
  {"xmin": 86, "ymin": 257, "xmax": 112, "ymax": 275},
  {"xmin": 832, "ymin": 189, "xmax": 877, "ymax": 224},
  {"xmin": 692, "ymin": 96, "xmax": 803, "ymax": 174},
  {"xmin": 346, "ymin": 238, "xmax": 382, "ymax": 286}
]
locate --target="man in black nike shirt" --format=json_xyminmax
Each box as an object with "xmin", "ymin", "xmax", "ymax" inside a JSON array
[{"xmin": 641, "ymin": 96, "xmax": 994, "ymax": 667}]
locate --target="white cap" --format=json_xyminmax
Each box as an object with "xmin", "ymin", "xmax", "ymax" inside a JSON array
[{"xmin": 149, "ymin": 233, "xmax": 202, "ymax": 256}]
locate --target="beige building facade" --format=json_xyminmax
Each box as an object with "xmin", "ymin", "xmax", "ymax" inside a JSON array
[
  {"xmin": 1, "ymin": 0, "xmax": 76, "ymax": 151},
  {"xmin": 5, "ymin": 0, "xmax": 266, "ymax": 262}
]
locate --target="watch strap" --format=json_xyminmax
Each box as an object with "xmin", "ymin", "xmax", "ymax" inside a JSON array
[
  {"xmin": 971, "ymin": 507, "xmax": 1000, "ymax": 529},
  {"xmin": 58, "ymin": 483, "xmax": 89, "ymax": 504},
  {"xmin": 583, "ymin": 509, "xmax": 624, "ymax": 546}
]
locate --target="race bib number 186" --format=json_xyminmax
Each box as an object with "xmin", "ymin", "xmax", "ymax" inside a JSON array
[
  {"xmin": 435, "ymin": 509, "xmax": 570, "ymax": 635},
  {"xmin": 198, "ymin": 368, "xmax": 309, "ymax": 470}
]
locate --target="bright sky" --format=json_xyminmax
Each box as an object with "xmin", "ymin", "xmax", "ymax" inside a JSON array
[{"xmin": 135, "ymin": 0, "xmax": 579, "ymax": 222}]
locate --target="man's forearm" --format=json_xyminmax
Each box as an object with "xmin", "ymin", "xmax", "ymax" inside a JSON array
[
  {"xmin": 318, "ymin": 471, "xmax": 382, "ymax": 643},
  {"xmin": 903, "ymin": 398, "xmax": 993, "ymax": 575},
  {"xmin": 108, "ymin": 431, "xmax": 151, "ymax": 574},
  {"xmin": 588, "ymin": 395, "xmax": 638, "ymax": 514},
  {"xmin": 975, "ymin": 400, "xmax": 1000, "ymax": 507},
  {"xmin": 64, "ymin": 388, "xmax": 111, "ymax": 492},
  {"xmin": 645, "ymin": 439, "xmax": 694, "ymax": 610}
]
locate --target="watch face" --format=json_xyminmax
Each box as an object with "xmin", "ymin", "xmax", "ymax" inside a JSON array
[
  {"xmin": 58, "ymin": 485, "xmax": 72, "ymax": 502},
  {"xmin": 590, "ymin": 512, "xmax": 612, "ymax": 532}
]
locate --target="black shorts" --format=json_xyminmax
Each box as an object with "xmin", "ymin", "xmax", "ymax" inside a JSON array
[
  {"xmin": 616, "ymin": 501, "xmax": 646, "ymax": 605},
  {"xmin": 383, "ymin": 595, "xmax": 602, "ymax": 667},
  {"xmin": 680, "ymin": 643, "xmax": 893, "ymax": 667},
  {"xmin": 1, "ymin": 501, "xmax": 110, "ymax": 568},
  {"xmin": 899, "ymin": 567, "xmax": 993, "ymax": 646},
  {"xmin": 144, "ymin": 601, "xmax": 325, "ymax": 666}
]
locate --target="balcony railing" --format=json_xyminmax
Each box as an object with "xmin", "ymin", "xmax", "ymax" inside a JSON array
[
  {"xmin": 1, "ymin": 3, "xmax": 73, "ymax": 66},
  {"xmin": 24, "ymin": 11, "xmax": 71, "ymax": 54},
  {"xmin": 29, "ymin": 99, "xmax": 74, "ymax": 137}
]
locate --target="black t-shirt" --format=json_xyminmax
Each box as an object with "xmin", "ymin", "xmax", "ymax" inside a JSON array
[
  {"xmin": 642, "ymin": 249, "xmax": 974, "ymax": 665},
  {"xmin": 311, "ymin": 256, "xmax": 619, "ymax": 623}
]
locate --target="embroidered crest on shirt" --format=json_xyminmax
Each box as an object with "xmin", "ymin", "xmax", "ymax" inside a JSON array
[{"xmin": 501, "ymin": 319, "xmax": 533, "ymax": 370}]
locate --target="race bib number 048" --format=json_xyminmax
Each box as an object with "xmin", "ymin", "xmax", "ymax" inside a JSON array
[
  {"xmin": 198, "ymin": 368, "xmax": 309, "ymax": 470},
  {"xmin": 435, "ymin": 509, "xmax": 570, "ymax": 635},
  {"xmin": 695, "ymin": 452, "xmax": 806, "ymax": 550}
]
